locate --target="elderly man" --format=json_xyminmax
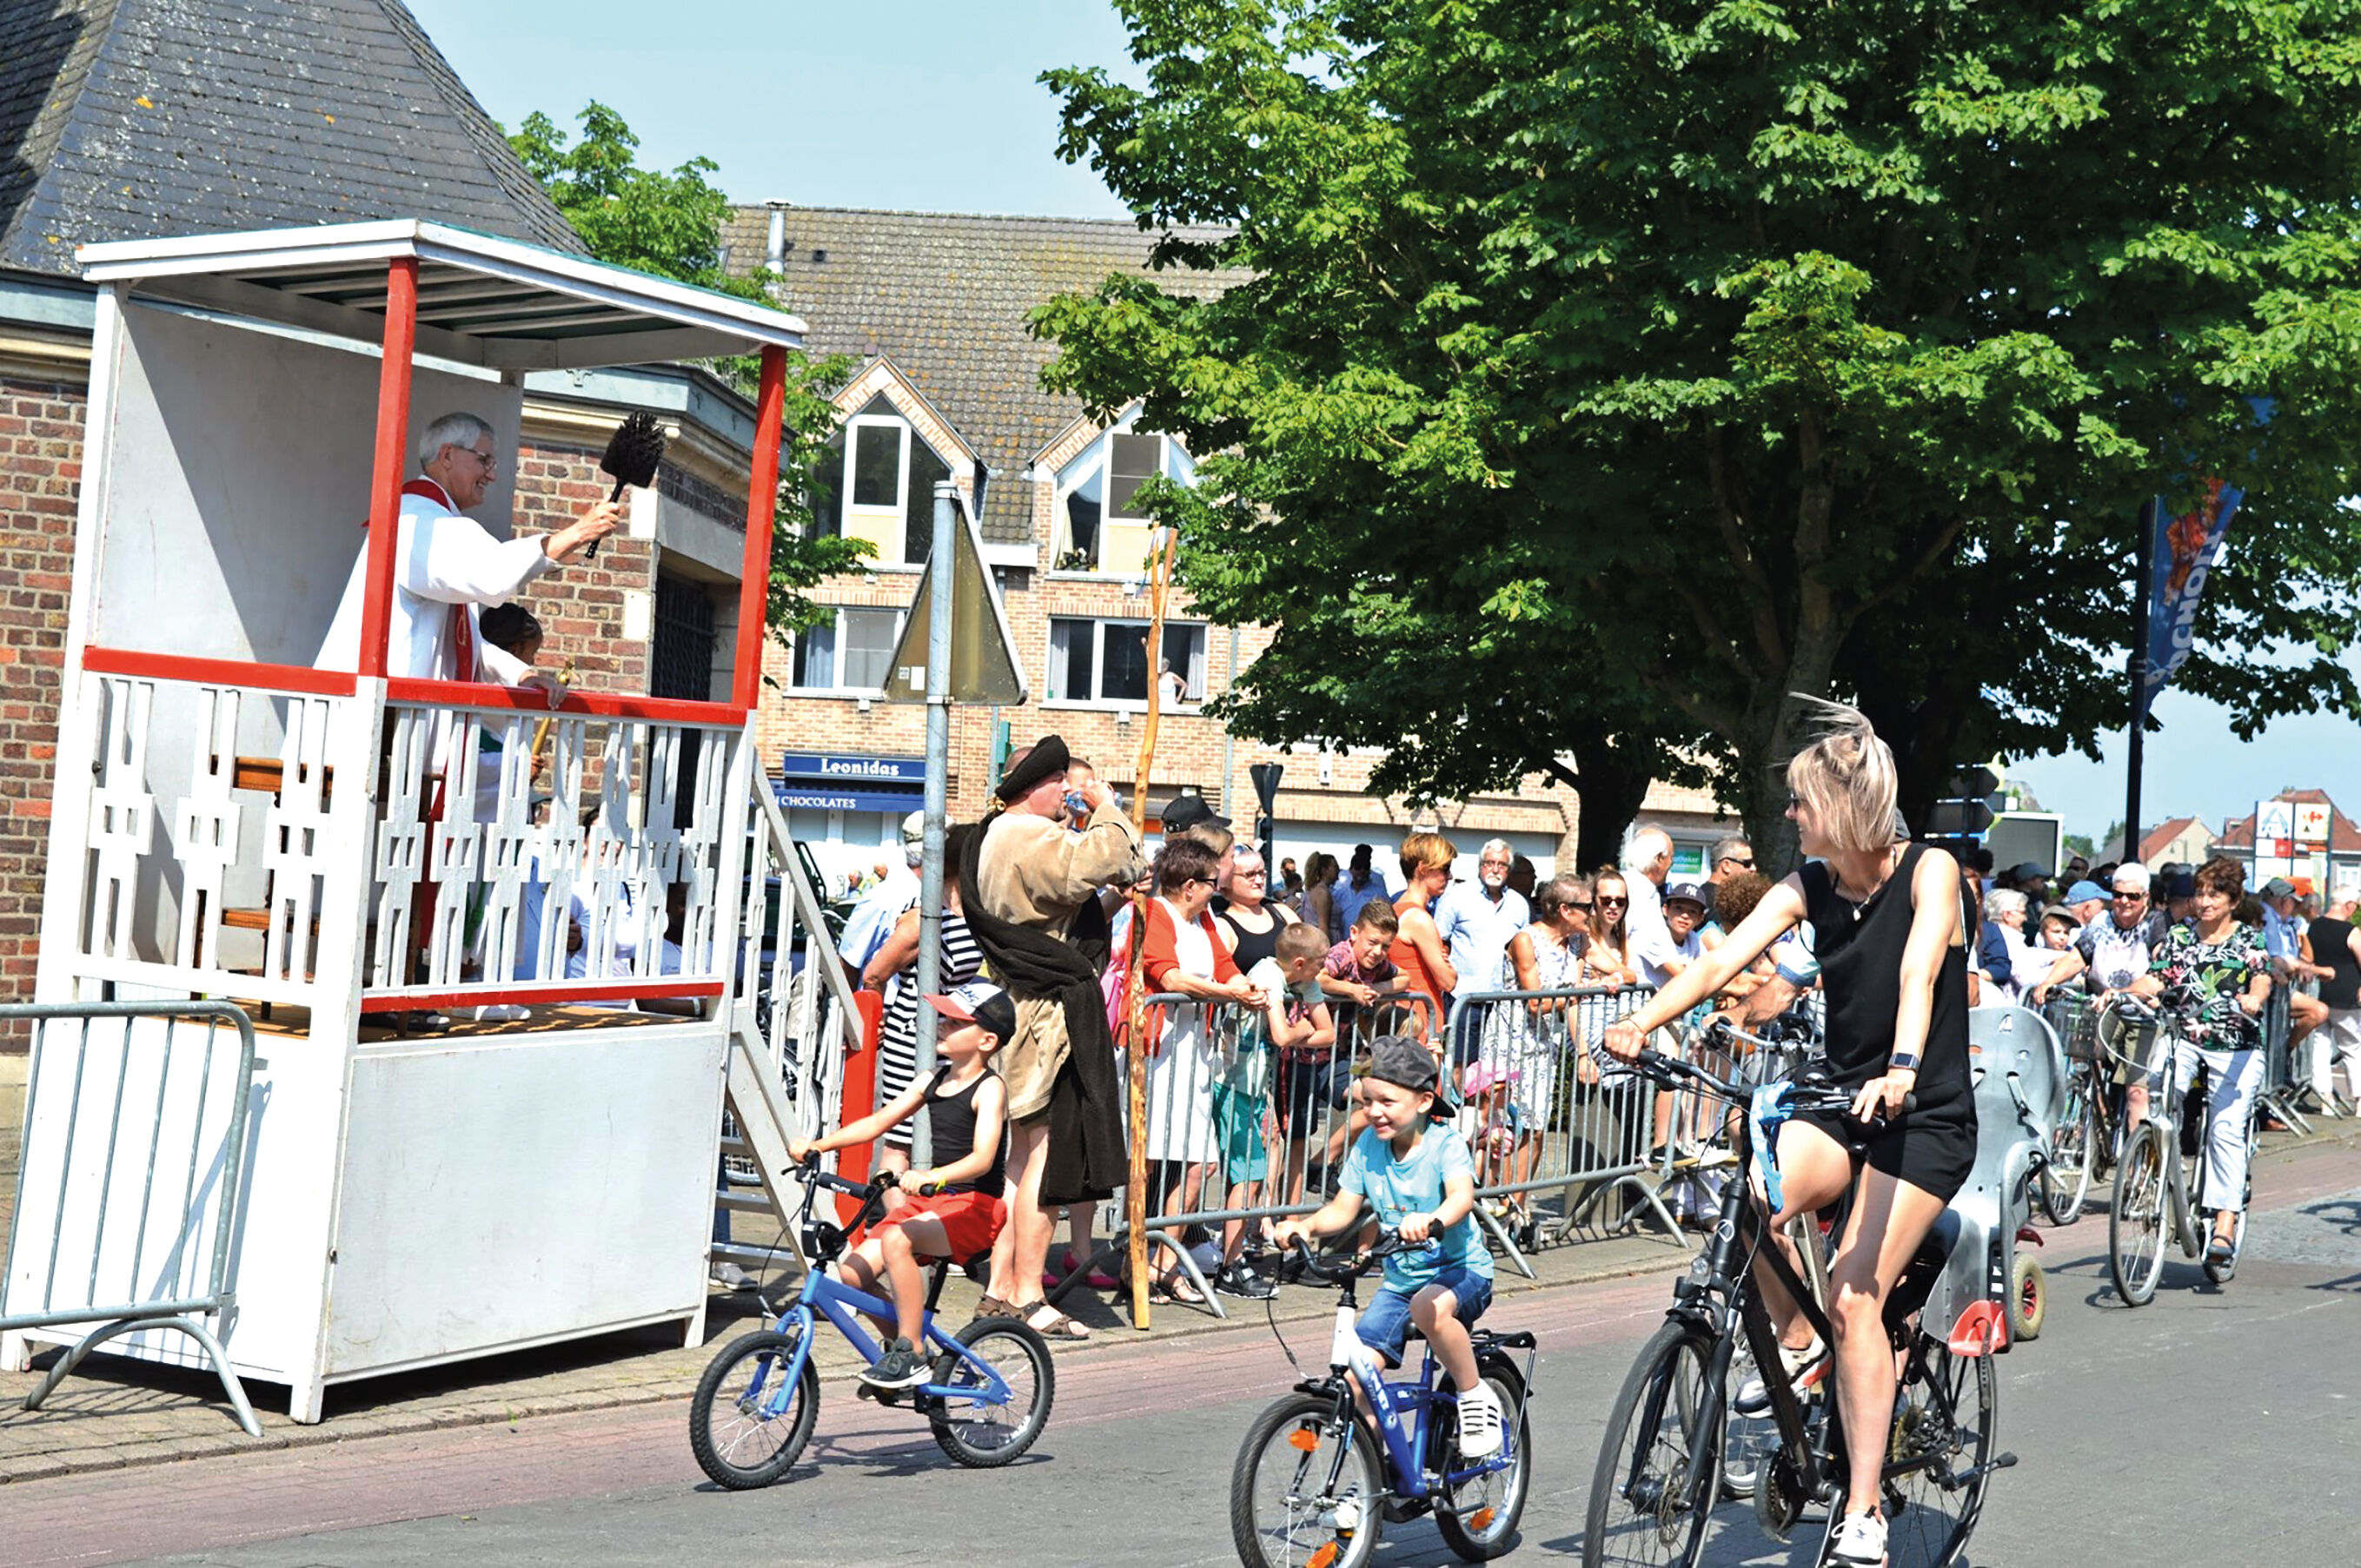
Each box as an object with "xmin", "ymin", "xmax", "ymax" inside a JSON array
[
  {"xmin": 1433, "ymin": 837, "xmax": 1530, "ymax": 1059},
  {"xmin": 317, "ymin": 412, "xmax": 618, "ymax": 683},
  {"xmin": 1708, "ymin": 836, "xmax": 1754, "ymax": 888},
  {"xmin": 2299, "ymin": 890, "xmax": 2361, "ymax": 1114},
  {"xmin": 2064, "ymin": 878, "xmax": 2111, "ymax": 932},
  {"xmin": 960, "ymin": 736, "xmax": 1144, "ymax": 1342},
  {"xmin": 2261, "ymin": 877, "xmax": 2331, "ymax": 1075},
  {"xmin": 1621, "ymin": 825, "xmax": 1688, "ymax": 989},
  {"xmin": 2033, "ymin": 863, "xmax": 2167, "ymax": 1002}
]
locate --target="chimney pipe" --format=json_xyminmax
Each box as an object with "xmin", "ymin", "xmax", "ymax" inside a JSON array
[{"xmin": 766, "ymin": 202, "xmax": 787, "ymax": 275}]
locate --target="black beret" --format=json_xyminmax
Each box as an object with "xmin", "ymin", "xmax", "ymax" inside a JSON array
[{"xmin": 996, "ymin": 734, "xmax": 1071, "ymax": 803}]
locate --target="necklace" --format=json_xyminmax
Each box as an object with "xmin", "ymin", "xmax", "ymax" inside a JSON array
[{"xmin": 1832, "ymin": 846, "xmax": 1905, "ymax": 918}]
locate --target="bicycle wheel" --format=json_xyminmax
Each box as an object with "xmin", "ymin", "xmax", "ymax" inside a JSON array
[
  {"xmin": 1717, "ymin": 1337, "xmax": 1776, "ymax": 1501},
  {"xmin": 688, "ymin": 1326, "xmax": 819, "ymax": 1490},
  {"xmin": 928, "ymin": 1317, "xmax": 1056, "ymax": 1467},
  {"xmin": 1582, "ymin": 1320, "xmax": 1723, "ymax": 1568},
  {"xmin": 2038, "ymin": 1084, "xmax": 2093, "ymax": 1226},
  {"xmin": 1434, "ymin": 1360, "xmax": 1531, "ymax": 1560},
  {"xmin": 2108, "ymin": 1122, "xmax": 2169, "ymax": 1306},
  {"xmin": 1231, "ymin": 1390, "xmax": 1384, "ymax": 1568},
  {"xmin": 1878, "ymin": 1330, "xmax": 1997, "ymax": 1568}
]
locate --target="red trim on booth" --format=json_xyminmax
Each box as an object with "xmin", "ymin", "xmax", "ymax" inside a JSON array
[
  {"xmin": 834, "ymin": 990, "xmax": 884, "ymax": 1224},
  {"xmin": 359, "ymin": 980, "xmax": 726, "ymax": 1014},
  {"xmin": 358, "ymin": 257, "xmax": 419, "ymax": 680},
  {"xmin": 83, "ymin": 647, "xmax": 359, "ymax": 697},
  {"xmin": 733, "ymin": 344, "xmax": 786, "ymax": 712},
  {"xmin": 383, "ymin": 678, "xmax": 746, "ymax": 725}
]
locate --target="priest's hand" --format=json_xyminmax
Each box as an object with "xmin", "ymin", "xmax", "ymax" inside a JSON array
[{"xmin": 544, "ymin": 499, "xmax": 622, "ymax": 563}]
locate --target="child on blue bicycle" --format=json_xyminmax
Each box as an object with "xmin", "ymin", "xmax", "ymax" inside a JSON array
[
  {"xmin": 789, "ymin": 981, "xmax": 1012, "ymax": 1390},
  {"xmin": 1272, "ymin": 1034, "xmax": 1502, "ymax": 1457}
]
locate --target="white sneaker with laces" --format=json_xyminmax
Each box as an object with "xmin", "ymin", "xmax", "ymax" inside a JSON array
[
  {"xmin": 1827, "ymin": 1509, "xmax": 1887, "ymax": 1566},
  {"xmin": 1734, "ymin": 1333, "xmax": 1827, "ymax": 1416},
  {"xmin": 708, "ymin": 1261, "xmax": 758, "ymax": 1291},
  {"xmin": 1455, "ymin": 1383, "xmax": 1503, "ymax": 1459}
]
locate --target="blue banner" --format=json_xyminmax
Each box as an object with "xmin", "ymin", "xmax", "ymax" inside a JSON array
[
  {"xmin": 776, "ymin": 784, "xmax": 924, "ymax": 815},
  {"xmin": 779, "ymin": 751, "xmax": 926, "ymax": 784},
  {"xmin": 2142, "ymin": 480, "xmax": 2243, "ymax": 718}
]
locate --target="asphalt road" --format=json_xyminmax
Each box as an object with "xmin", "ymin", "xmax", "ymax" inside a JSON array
[{"xmin": 25, "ymin": 1159, "xmax": 2360, "ymax": 1568}]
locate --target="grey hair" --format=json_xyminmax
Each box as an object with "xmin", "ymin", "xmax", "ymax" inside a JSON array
[
  {"xmin": 1480, "ymin": 837, "xmax": 1513, "ymax": 857},
  {"xmin": 1622, "ymin": 825, "xmax": 1672, "ymax": 872},
  {"xmin": 1986, "ymin": 888, "xmax": 2029, "ymax": 922},
  {"xmin": 1710, "ymin": 836, "xmax": 1750, "ymax": 865},
  {"xmin": 2112, "ymin": 862, "xmax": 2152, "ymax": 893},
  {"xmin": 419, "ymin": 412, "xmax": 494, "ymax": 469}
]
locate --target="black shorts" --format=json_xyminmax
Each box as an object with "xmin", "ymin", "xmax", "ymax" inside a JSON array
[
  {"xmin": 1275, "ymin": 1055, "xmax": 1336, "ymax": 1135},
  {"xmin": 1792, "ymin": 1096, "xmax": 1977, "ymax": 1208}
]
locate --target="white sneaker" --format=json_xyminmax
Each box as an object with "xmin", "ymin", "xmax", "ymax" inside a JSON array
[
  {"xmin": 458, "ymin": 1002, "xmax": 530, "ymax": 1022},
  {"xmin": 709, "ymin": 1261, "xmax": 758, "ymax": 1291},
  {"xmin": 1734, "ymin": 1334, "xmax": 1827, "ymax": 1416},
  {"xmin": 1455, "ymin": 1383, "xmax": 1503, "ymax": 1459},
  {"xmin": 1827, "ymin": 1509, "xmax": 1887, "ymax": 1566}
]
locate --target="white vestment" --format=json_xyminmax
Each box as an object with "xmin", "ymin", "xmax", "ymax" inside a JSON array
[{"xmin": 315, "ymin": 479, "xmax": 547, "ymax": 684}]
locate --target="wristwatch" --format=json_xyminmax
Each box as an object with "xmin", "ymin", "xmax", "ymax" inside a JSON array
[{"xmin": 1887, "ymin": 1052, "xmax": 1920, "ymax": 1073}]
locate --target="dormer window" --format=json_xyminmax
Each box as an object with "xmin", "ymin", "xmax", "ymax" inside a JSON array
[
  {"xmin": 1051, "ymin": 419, "xmax": 1193, "ymax": 574},
  {"xmin": 808, "ymin": 394, "xmax": 953, "ymax": 566}
]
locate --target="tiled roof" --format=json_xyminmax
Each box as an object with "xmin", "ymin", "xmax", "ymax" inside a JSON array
[
  {"xmin": 2213, "ymin": 789, "xmax": 2361, "ymax": 853},
  {"xmin": 0, "ymin": 0, "xmax": 583, "ymax": 278},
  {"xmin": 2136, "ymin": 815, "xmax": 2206, "ymax": 865},
  {"xmin": 720, "ymin": 206, "xmax": 1244, "ymax": 543}
]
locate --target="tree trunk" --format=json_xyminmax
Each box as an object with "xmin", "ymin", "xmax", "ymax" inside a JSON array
[{"xmin": 1562, "ymin": 733, "xmax": 1657, "ymax": 874}]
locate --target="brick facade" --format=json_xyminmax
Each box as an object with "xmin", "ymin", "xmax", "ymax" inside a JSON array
[
  {"xmin": 0, "ymin": 371, "xmax": 84, "ymax": 1001},
  {"xmin": 511, "ymin": 438, "xmax": 650, "ymax": 696}
]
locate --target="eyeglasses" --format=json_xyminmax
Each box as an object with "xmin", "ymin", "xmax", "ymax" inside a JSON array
[
  {"xmin": 454, "ymin": 444, "xmax": 497, "ymax": 470},
  {"xmin": 1561, "ymin": 900, "xmax": 1595, "ymax": 913},
  {"xmin": 1720, "ymin": 855, "xmax": 1755, "ymax": 869},
  {"xmin": 2113, "ymin": 890, "xmax": 2146, "ymax": 901},
  {"xmin": 1597, "ymin": 895, "xmax": 1628, "ymax": 907},
  {"xmin": 1236, "ymin": 868, "xmax": 1267, "ymax": 879},
  {"xmin": 1782, "ymin": 793, "xmax": 1802, "ymax": 815}
]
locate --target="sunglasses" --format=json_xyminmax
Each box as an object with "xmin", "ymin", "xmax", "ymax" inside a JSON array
[
  {"xmin": 2113, "ymin": 890, "xmax": 2146, "ymax": 901},
  {"xmin": 1598, "ymin": 895, "xmax": 1629, "ymax": 907},
  {"xmin": 1560, "ymin": 899, "xmax": 1595, "ymax": 913},
  {"xmin": 1720, "ymin": 856, "xmax": 1755, "ymax": 869}
]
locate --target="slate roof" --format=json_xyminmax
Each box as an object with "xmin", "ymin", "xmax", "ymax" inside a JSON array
[
  {"xmin": 720, "ymin": 206, "xmax": 1244, "ymax": 543},
  {"xmin": 0, "ymin": 0, "xmax": 582, "ymax": 279}
]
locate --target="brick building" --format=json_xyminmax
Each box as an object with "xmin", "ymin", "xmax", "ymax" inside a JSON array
[{"xmin": 720, "ymin": 204, "xmax": 1734, "ymax": 888}]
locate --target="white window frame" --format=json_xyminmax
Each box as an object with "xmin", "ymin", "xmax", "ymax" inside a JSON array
[
  {"xmin": 1043, "ymin": 615, "xmax": 1210, "ymax": 710},
  {"xmin": 841, "ymin": 414, "xmax": 913, "ymax": 563},
  {"xmin": 787, "ymin": 605, "xmax": 907, "ymax": 696},
  {"xmin": 1050, "ymin": 418, "xmax": 1196, "ymax": 575}
]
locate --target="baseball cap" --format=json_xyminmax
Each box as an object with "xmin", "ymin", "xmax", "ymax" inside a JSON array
[
  {"xmin": 1365, "ymin": 1033, "xmax": 1439, "ymax": 1095},
  {"xmin": 2165, "ymin": 871, "xmax": 2198, "ymax": 899},
  {"xmin": 2011, "ymin": 862, "xmax": 2046, "ymax": 883},
  {"xmin": 1662, "ymin": 879, "xmax": 1709, "ymax": 910},
  {"xmin": 899, "ymin": 810, "xmax": 926, "ymax": 846},
  {"xmin": 1161, "ymin": 793, "xmax": 1230, "ymax": 832},
  {"xmin": 1462, "ymin": 1059, "xmax": 1521, "ymax": 1097},
  {"xmin": 2039, "ymin": 903, "xmax": 2076, "ymax": 926},
  {"xmin": 2263, "ymin": 877, "xmax": 2297, "ymax": 900},
  {"xmin": 925, "ymin": 980, "xmax": 1017, "ymax": 1042},
  {"xmin": 2066, "ymin": 880, "xmax": 2108, "ymax": 903}
]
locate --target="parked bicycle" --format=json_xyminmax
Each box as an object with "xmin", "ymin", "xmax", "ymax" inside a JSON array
[
  {"xmin": 1230, "ymin": 1237, "xmax": 1535, "ymax": 1567},
  {"xmin": 2106, "ymin": 997, "xmax": 2258, "ymax": 1303},
  {"xmin": 1582, "ymin": 1050, "xmax": 2013, "ymax": 1568},
  {"xmin": 688, "ymin": 1165, "xmax": 1055, "ymax": 1488}
]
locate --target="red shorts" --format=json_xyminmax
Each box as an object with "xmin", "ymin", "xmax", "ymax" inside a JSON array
[{"xmin": 872, "ymin": 1188, "xmax": 1007, "ymax": 1262}]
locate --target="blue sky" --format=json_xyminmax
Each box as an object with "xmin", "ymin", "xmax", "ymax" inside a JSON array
[{"xmin": 407, "ymin": 1, "xmax": 2361, "ymax": 844}]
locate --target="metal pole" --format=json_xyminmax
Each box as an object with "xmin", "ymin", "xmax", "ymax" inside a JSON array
[
  {"xmin": 1220, "ymin": 624, "xmax": 1239, "ymax": 817},
  {"xmin": 2126, "ymin": 499, "xmax": 2155, "ymax": 863},
  {"xmin": 914, "ymin": 480, "xmax": 958, "ymax": 1147}
]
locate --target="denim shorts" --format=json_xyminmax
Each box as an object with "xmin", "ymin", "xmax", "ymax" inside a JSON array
[{"xmin": 1356, "ymin": 1267, "xmax": 1494, "ymax": 1367}]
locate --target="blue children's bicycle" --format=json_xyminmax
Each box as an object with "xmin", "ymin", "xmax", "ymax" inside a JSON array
[
  {"xmin": 688, "ymin": 1164, "xmax": 1055, "ymax": 1489},
  {"xmin": 1230, "ymin": 1237, "xmax": 1535, "ymax": 1566}
]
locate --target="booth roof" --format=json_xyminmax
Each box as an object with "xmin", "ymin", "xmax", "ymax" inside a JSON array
[{"xmin": 76, "ymin": 219, "xmax": 808, "ymax": 372}]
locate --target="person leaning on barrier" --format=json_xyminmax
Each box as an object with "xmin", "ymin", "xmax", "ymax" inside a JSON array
[
  {"xmin": 960, "ymin": 736, "xmax": 1145, "ymax": 1342},
  {"xmin": 1389, "ymin": 833, "xmax": 1460, "ymax": 1046}
]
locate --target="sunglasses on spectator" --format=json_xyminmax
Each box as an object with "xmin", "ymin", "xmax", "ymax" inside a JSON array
[
  {"xmin": 1598, "ymin": 894, "xmax": 1629, "ymax": 906},
  {"xmin": 1720, "ymin": 855, "xmax": 1754, "ymax": 869},
  {"xmin": 1557, "ymin": 899, "xmax": 1594, "ymax": 913},
  {"xmin": 2113, "ymin": 890, "xmax": 2146, "ymax": 900}
]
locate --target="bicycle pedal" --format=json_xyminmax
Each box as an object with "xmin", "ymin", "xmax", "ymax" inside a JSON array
[{"xmin": 1991, "ymin": 1451, "xmax": 2019, "ymax": 1470}]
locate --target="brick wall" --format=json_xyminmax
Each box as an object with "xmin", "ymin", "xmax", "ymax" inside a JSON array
[
  {"xmin": 0, "ymin": 373, "xmax": 84, "ymax": 1009},
  {"xmin": 512, "ymin": 438, "xmax": 651, "ymax": 695}
]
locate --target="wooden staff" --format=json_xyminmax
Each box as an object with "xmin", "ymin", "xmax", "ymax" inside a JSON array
[
  {"xmin": 1124, "ymin": 526, "xmax": 1182, "ymax": 1328},
  {"xmin": 528, "ymin": 658, "xmax": 580, "ymax": 770}
]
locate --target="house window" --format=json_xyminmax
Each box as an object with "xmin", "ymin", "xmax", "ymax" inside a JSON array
[
  {"xmin": 791, "ymin": 606, "xmax": 904, "ymax": 692},
  {"xmin": 811, "ymin": 395, "xmax": 955, "ymax": 564},
  {"xmin": 1052, "ymin": 425, "xmax": 1194, "ymax": 573},
  {"xmin": 1047, "ymin": 618, "xmax": 1208, "ymax": 706}
]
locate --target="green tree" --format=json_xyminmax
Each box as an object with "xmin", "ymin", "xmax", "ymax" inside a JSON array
[
  {"xmin": 511, "ymin": 103, "xmax": 868, "ymax": 635},
  {"xmin": 1036, "ymin": 1, "xmax": 2361, "ymax": 861}
]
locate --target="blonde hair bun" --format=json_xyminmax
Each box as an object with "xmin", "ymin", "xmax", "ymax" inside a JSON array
[{"xmin": 1785, "ymin": 695, "xmax": 1900, "ymax": 855}]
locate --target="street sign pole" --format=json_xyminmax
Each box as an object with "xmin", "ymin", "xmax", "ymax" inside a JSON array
[{"xmin": 913, "ymin": 480, "xmax": 958, "ymax": 1140}]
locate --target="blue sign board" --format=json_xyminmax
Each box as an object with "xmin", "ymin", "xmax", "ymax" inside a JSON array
[
  {"xmin": 778, "ymin": 752, "xmax": 927, "ymax": 785},
  {"xmin": 776, "ymin": 784, "xmax": 925, "ymax": 814}
]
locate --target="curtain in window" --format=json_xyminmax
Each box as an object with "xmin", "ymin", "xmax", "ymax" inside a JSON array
[
  {"xmin": 1048, "ymin": 618, "xmax": 1096, "ymax": 701},
  {"xmin": 840, "ymin": 608, "xmax": 899, "ymax": 690},
  {"xmin": 792, "ymin": 617, "xmax": 836, "ymax": 688}
]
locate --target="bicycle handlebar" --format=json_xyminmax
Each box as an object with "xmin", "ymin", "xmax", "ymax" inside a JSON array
[
  {"xmin": 791, "ymin": 1159, "xmax": 944, "ymax": 1201},
  {"xmin": 1288, "ymin": 1233, "xmax": 1411, "ymax": 1285},
  {"xmin": 1631, "ymin": 1049, "xmax": 1913, "ymax": 1121}
]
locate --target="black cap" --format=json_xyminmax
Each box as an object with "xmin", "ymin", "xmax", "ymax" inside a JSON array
[
  {"xmin": 1365, "ymin": 1033, "xmax": 1439, "ymax": 1095},
  {"xmin": 2263, "ymin": 877, "xmax": 2297, "ymax": 900},
  {"xmin": 926, "ymin": 981, "xmax": 1018, "ymax": 1042},
  {"xmin": 1662, "ymin": 880, "xmax": 1709, "ymax": 910},
  {"xmin": 2165, "ymin": 871, "xmax": 2198, "ymax": 899},
  {"xmin": 997, "ymin": 735, "xmax": 1070, "ymax": 803},
  {"xmin": 1161, "ymin": 793, "xmax": 1230, "ymax": 832}
]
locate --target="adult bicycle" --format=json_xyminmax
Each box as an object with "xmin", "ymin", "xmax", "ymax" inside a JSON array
[
  {"xmin": 1582, "ymin": 1050, "xmax": 2013, "ymax": 1568},
  {"xmin": 688, "ymin": 1164, "xmax": 1055, "ymax": 1488},
  {"xmin": 1230, "ymin": 1237, "xmax": 1535, "ymax": 1567},
  {"xmin": 2106, "ymin": 997, "xmax": 2258, "ymax": 1304}
]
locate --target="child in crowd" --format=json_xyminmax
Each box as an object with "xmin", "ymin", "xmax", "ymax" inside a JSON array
[
  {"xmin": 1236, "ymin": 922, "xmax": 1339, "ymax": 1279},
  {"xmin": 788, "ymin": 982, "xmax": 1012, "ymax": 1389},
  {"xmin": 1462, "ymin": 1057, "xmax": 1523, "ymax": 1195},
  {"xmin": 1308, "ymin": 902, "xmax": 1409, "ymax": 1188},
  {"xmin": 1274, "ymin": 1034, "xmax": 1502, "ymax": 1457}
]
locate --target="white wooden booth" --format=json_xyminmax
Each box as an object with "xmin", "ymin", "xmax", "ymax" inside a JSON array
[{"xmin": 1, "ymin": 222, "xmax": 808, "ymax": 1421}]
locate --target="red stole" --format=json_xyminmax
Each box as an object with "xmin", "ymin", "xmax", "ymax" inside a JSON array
[{"xmin": 368, "ymin": 478, "xmax": 478, "ymax": 681}]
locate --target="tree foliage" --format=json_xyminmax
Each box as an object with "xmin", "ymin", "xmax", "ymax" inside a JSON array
[
  {"xmin": 1036, "ymin": 0, "xmax": 2361, "ymax": 862},
  {"xmin": 509, "ymin": 102, "xmax": 869, "ymax": 635}
]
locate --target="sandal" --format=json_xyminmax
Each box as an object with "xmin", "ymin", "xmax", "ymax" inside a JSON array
[
  {"xmin": 1150, "ymin": 1271, "xmax": 1207, "ymax": 1307},
  {"xmin": 1023, "ymin": 1303, "xmax": 1092, "ymax": 1341},
  {"xmin": 972, "ymin": 1293, "xmax": 1020, "ymax": 1319}
]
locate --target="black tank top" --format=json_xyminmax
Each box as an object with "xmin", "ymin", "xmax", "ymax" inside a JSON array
[
  {"xmin": 1219, "ymin": 905, "xmax": 1286, "ymax": 974},
  {"xmin": 2313, "ymin": 916, "xmax": 2361, "ymax": 1009},
  {"xmin": 1799, "ymin": 844, "xmax": 1972, "ymax": 1112},
  {"xmin": 925, "ymin": 1067, "xmax": 1005, "ymax": 1194}
]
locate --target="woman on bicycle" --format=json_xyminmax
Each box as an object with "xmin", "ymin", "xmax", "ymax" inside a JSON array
[
  {"xmin": 2124, "ymin": 855, "xmax": 2271, "ymax": 1263},
  {"xmin": 1604, "ymin": 700, "xmax": 1975, "ymax": 1568}
]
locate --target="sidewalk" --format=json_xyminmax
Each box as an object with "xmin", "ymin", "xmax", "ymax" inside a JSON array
[
  {"xmin": 0, "ymin": 1181, "xmax": 1698, "ymax": 1485},
  {"xmin": 6, "ymin": 1114, "xmax": 2356, "ymax": 1487}
]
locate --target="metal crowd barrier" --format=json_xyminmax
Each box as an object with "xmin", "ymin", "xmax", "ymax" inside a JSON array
[
  {"xmin": 1049, "ymin": 982, "xmax": 1672, "ymax": 1323},
  {"xmin": 0, "ymin": 1002, "xmax": 264, "ymax": 1435}
]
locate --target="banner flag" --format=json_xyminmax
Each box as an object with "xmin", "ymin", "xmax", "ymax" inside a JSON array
[{"xmin": 2142, "ymin": 479, "xmax": 2242, "ymax": 718}]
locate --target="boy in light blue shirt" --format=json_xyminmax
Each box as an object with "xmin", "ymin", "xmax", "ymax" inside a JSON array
[{"xmin": 1274, "ymin": 1034, "xmax": 1501, "ymax": 1457}]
